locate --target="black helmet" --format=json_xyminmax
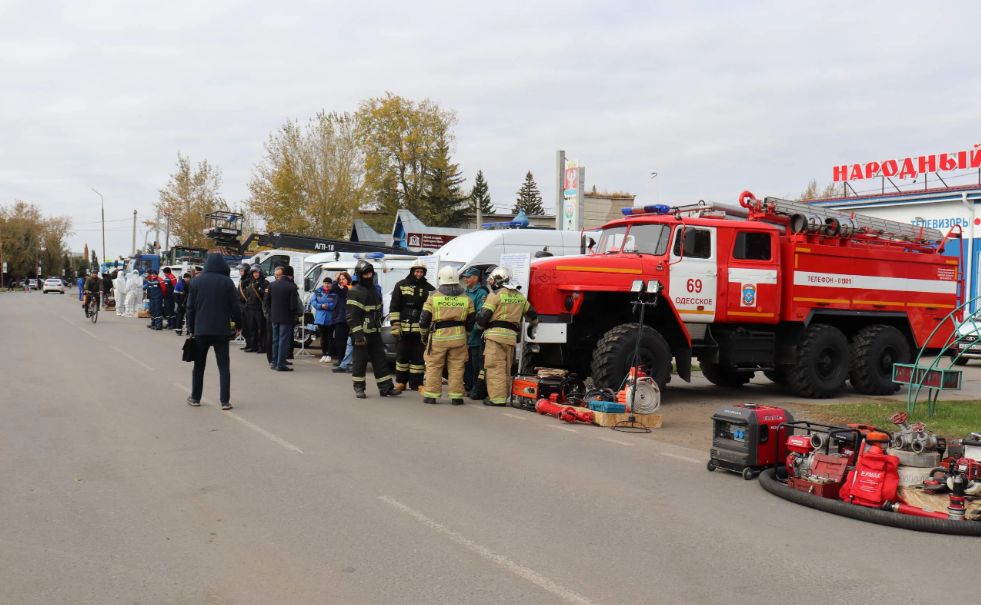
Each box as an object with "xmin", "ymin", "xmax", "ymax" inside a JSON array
[{"xmin": 355, "ymin": 259, "xmax": 375, "ymax": 280}]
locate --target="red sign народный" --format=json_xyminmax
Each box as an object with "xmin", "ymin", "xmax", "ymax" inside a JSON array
[{"xmin": 833, "ymin": 147, "xmax": 981, "ymax": 182}]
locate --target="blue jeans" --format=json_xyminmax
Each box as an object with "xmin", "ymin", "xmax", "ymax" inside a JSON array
[
  {"xmin": 272, "ymin": 323, "xmax": 292, "ymax": 369},
  {"xmin": 339, "ymin": 337, "xmax": 353, "ymax": 369}
]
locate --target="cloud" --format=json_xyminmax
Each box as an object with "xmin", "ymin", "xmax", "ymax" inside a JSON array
[{"xmin": 1, "ymin": 0, "xmax": 979, "ymax": 256}]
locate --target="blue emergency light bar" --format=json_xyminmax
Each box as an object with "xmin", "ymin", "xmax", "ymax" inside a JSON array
[{"xmin": 621, "ymin": 204, "xmax": 671, "ymax": 216}]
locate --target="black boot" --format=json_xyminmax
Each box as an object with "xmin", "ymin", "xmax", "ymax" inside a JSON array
[
  {"xmin": 470, "ymin": 380, "xmax": 487, "ymax": 401},
  {"xmin": 354, "ymin": 384, "xmax": 367, "ymax": 399},
  {"xmin": 424, "ymin": 397, "xmax": 437, "ymax": 404},
  {"xmin": 451, "ymin": 398, "xmax": 464, "ymax": 406},
  {"xmin": 379, "ymin": 380, "xmax": 402, "ymax": 397}
]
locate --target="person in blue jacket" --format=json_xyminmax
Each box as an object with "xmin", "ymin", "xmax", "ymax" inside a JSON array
[
  {"xmin": 309, "ymin": 276, "xmax": 337, "ymax": 362},
  {"xmin": 77, "ymin": 273, "xmax": 85, "ymax": 301},
  {"xmin": 144, "ymin": 268, "xmax": 166, "ymax": 330}
]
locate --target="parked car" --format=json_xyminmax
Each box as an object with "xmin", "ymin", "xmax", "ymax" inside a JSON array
[{"xmin": 42, "ymin": 278, "xmax": 65, "ymax": 294}]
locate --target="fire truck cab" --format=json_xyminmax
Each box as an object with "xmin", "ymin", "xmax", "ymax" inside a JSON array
[{"xmin": 527, "ymin": 193, "xmax": 960, "ymax": 398}]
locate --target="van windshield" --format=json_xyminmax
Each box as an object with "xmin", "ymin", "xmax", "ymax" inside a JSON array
[{"xmin": 596, "ymin": 224, "xmax": 670, "ymax": 255}]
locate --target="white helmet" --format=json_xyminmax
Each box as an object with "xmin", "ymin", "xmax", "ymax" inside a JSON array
[
  {"xmin": 437, "ymin": 265, "xmax": 459, "ymax": 286},
  {"xmin": 411, "ymin": 258, "xmax": 427, "ymax": 275},
  {"xmin": 488, "ymin": 266, "xmax": 511, "ymax": 289}
]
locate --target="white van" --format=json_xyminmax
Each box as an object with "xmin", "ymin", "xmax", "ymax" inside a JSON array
[
  {"xmin": 433, "ymin": 229, "xmax": 582, "ymax": 278},
  {"xmin": 302, "ymin": 254, "xmax": 421, "ymax": 315},
  {"xmin": 246, "ymin": 249, "xmax": 309, "ymax": 280},
  {"xmin": 301, "ymin": 254, "xmax": 421, "ymax": 359}
]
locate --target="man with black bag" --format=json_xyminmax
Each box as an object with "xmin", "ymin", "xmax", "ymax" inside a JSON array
[{"xmin": 185, "ymin": 253, "xmax": 242, "ymax": 410}]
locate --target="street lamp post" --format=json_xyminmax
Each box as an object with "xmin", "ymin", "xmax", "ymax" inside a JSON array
[{"xmin": 91, "ymin": 188, "xmax": 105, "ymax": 267}]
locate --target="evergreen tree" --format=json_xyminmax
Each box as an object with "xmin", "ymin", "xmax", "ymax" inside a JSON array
[
  {"xmin": 513, "ymin": 170, "xmax": 544, "ymax": 215},
  {"xmin": 470, "ymin": 170, "xmax": 495, "ymax": 215},
  {"xmin": 422, "ymin": 133, "xmax": 469, "ymax": 226}
]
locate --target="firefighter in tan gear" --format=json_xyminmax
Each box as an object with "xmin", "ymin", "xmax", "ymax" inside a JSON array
[
  {"xmin": 419, "ymin": 266, "xmax": 475, "ymax": 405},
  {"xmin": 390, "ymin": 258, "xmax": 434, "ymax": 392},
  {"xmin": 475, "ymin": 266, "xmax": 538, "ymax": 406}
]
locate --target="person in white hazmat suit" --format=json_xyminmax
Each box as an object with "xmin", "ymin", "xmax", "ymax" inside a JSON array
[
  {"xmin": 114, "ymin": 271, "xmax": 128, "ymax": 316},
  {"xmin": 124, "ymin": 270, "xmax": 142, "ymax": 317}
]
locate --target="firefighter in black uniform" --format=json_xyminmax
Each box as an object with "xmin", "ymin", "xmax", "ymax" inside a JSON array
[
  {"xmin": 390, "ymin": 258, "xmax": 434, "ymax": 392},
  {"xmin": 347, "ymin": 260, "xmax": 401, "ymax": 399}
]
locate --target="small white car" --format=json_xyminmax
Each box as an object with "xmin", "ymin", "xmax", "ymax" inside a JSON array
[{"xmin": 42, "ymin": 278, "xmax": 65, "ymax": 294}]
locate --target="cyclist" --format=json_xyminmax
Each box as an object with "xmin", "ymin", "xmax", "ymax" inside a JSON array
[{"xmin": 82, "ymin": 270, "xmax": 103, "ymax": 317}]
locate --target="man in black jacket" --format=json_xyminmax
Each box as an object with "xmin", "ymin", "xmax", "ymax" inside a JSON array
[
  {"xmin": 241, "ymin": 264, "xmax": 267, "ymax": 353},
  {"xmin": 347, "ymin": 260, "xmax": 400, "ymax": 399},
  {"xmin": 266, "ymin": 264, "xmax": 300, "ymax": 372},
  {"xmin": 186, "ymin": 253, "xmax": 242, "ymax": 410}
]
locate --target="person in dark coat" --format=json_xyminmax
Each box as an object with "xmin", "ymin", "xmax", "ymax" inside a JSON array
[
  {"xmin": 186, "ymin": 253, "xmax": 242, "ymax": 410},
  {"xmin": 330, "ymin": 271, "xmax": 351, "ymax": 364},
  {"xmin": 266, "ymin": 264, "xmax": 300, "ymax": 371},
  {"xmin": 174, "ymin": 272, "xmax": 191, "ymax": 335},
  {"xmin": 161, "ymin": 267, "xmax": 178, "ymax": 328},
  {"xmin": 242, "ymin": 264, "xmax": 268, "ymax": 354},
  {"xmin": 347, "ymin": 260, "xmax": 399, "ymax": 398}
]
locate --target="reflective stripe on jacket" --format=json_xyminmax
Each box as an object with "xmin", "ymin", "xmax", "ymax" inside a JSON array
[
  {"xmin": 481, "ymin": 289, "xmax": 530, "ymax": 345},
  {"xmin": 421, "ymin": 292, "xmax": 474, "ymax": 345}
]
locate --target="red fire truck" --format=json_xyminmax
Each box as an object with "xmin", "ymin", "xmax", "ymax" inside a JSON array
[{"xmin": 527, "ymin": 192, "xmax": 961, "ymax": 398}]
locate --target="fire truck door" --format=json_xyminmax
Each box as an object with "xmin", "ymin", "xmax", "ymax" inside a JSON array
[
  {"xmin": 725, "ymin": 230, "xmax": 779, "ymax": 323},
  {"xmin": 669, "ymin": 226, "xmax": 717, "ymax": 323}
]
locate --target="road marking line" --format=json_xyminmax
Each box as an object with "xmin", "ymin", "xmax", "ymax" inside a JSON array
[
  {"xmin": 109, "ymin": 345, "xmax": 155, "ymax": 371},
  {"xmin": 598, "ymin": 436, "xmax": 634, "ymax": 447},
  {"xmin": 378, "ymin": 496, "xmax": 593, "ymax": 605},
  {"xmin": 466, "ymin": 403, "xmax": 488, "ymax": 410},
  {"xmin": 58, "ymin": 315, "xmax": 99, "ymax": 339},
  {"xmin": 660, "ymin": 451, "xmax": 702, "ymax": 464},
  {"xmin": 223, "ymin": 412, "xmax": 304, "ymax": 454},
  {"xmin": 169, "ymin": 382, "xmax": 303, "ymax": 454},
  {"xmin": 547, "ymin": 425, "xmax": 577, "ymax": 433},
  {"xmin": 502, "ymin": 412, "xmax": 527, "ymax": 421}
]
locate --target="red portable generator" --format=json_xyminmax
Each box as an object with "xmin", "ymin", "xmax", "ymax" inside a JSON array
[{"xmin": 708, "ymin": 404, "xmax": 793, "ymax": 480}]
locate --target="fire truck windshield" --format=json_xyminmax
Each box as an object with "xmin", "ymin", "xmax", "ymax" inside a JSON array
[{"xmin": 596, "ymin": 224, "xmax": 670, "ymax": 255}]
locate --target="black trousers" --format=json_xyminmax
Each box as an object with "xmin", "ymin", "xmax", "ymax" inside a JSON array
[
  {"xmin": 243, "ymin": 305, "xmax": 263, "ymax": 350},
  {"xmin": 395, "ymin": 333, "xmax": 425, "ymax": 388},
  {"xmin": 265, "ymin": 315, "xmax": 274, "ymax": 363},
  {"xmin": 175, "ymin": 303, "xmax": 186, "ymax": 332},
  {"xmin": 332, "ymin": 323, "xmax": 349, "ymax": 359},
  {"xmin": 351, "ymin": 332, "xmax": 392, "ymax": 392},
  {"xmin": 191, "ymin": 335, "xmax": 231, "ymax": 404},
  {"xmin": 318, "ymin": 324, "xmax": 334, "ymax": 356},
  {"xmin": 464, "ymin": 345, "xmax": 483, "ymax": 391}
]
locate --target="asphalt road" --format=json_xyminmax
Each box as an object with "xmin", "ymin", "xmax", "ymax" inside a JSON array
[{"xmin": 2, "ymin": 292, "xmax": 978, "ymax": 604}]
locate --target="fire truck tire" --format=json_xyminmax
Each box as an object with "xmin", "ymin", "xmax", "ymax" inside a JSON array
[
  {"xmin": 788, "ymin": 324, "xmax": 849, "ymax": 398},
  {"xmin": 591, "ymin": 324, "xmax": 672, "ymax": 391},
  {"xmin": 701, "ymin": 361, "xmax": 754, "ymax": 387},
  {"xmin": 849, "ymin": 324, "xmax": 910, "ymax": 395},
  {"xmin": 763, "ymin": 369, "xmax": 787, "ymax": 384},
  {"xmin": 758, "ymin": 468, "xmax": 981, "ymax": 536}
]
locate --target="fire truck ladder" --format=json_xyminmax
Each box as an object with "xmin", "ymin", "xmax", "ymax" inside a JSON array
[{"xmin": 738, "ymin": 193, "xmax": 944, "ymax": 243}]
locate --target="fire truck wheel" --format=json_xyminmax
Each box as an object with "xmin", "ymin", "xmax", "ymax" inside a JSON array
[
  {"xmin": 700, "ymin": 361, "xmax": 754, "ymax": 387},
  {"xmin": 788, "ymin": 323, "xmax": 850, "ymax": 398},
  {"xmin": 849, "ymin": 324, "xmax": 910, "ymax": 395},
  {"xmin": 591, "ymin": 323, "xmax": 672, "ymax": 391},
  {"xmin": 763, "ymin": 369, "xmax": 787, "ymax": 384}
]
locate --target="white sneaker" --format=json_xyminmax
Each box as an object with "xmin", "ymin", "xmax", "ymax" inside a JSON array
[
  {"xmin": 320, "ymin": 356, "xmax": 329, "ymax": 363},
  {"xmin": 325, "ymin": 355, "xmax": 332, "ymax": 362}
]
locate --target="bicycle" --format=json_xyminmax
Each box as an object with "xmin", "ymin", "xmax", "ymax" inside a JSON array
[{"xmin": 84, "ymin": 292, "xmax": 100, "ymax": 323}]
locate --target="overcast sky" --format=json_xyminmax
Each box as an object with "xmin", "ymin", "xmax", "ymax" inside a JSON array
[{"xmin": 2, "ymin": 0, "xmax": 979, "ymax": 258}]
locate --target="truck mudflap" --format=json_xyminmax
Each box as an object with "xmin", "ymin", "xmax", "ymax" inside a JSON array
[{"xmin": 527, "ymin": 319, "xmax": 568, "ymax": 344}]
